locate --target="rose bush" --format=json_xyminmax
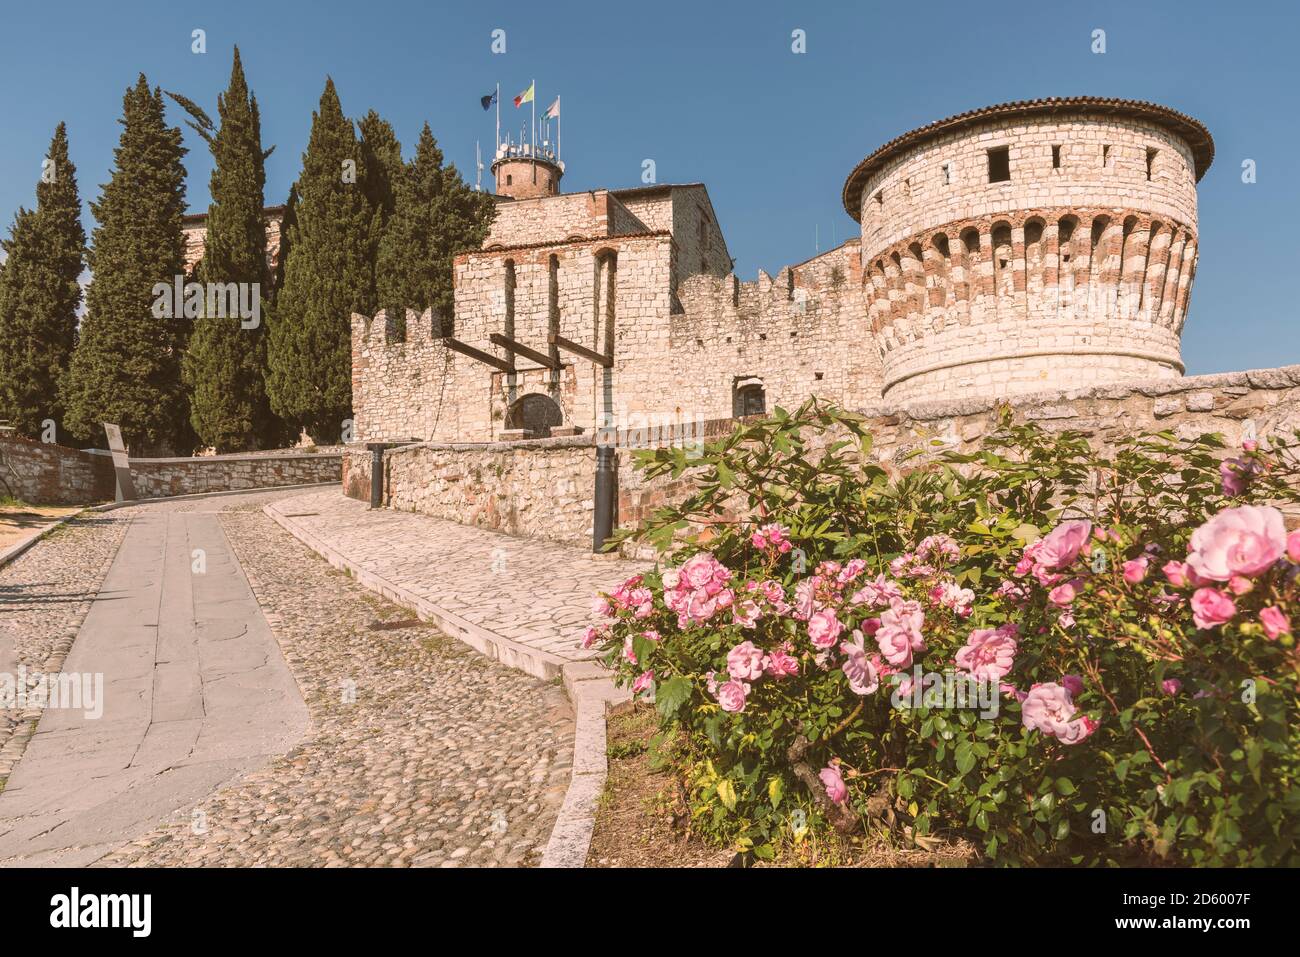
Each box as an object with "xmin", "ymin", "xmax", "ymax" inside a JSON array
[{"xmin": 585, "ymin": 400, "xmax": 1300, "ymax": 865}]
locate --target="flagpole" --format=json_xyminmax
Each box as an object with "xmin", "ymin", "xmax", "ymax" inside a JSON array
[
  {"xmin": 531, "ymin": 78, "xmax": 536, "ymax": 153},
  {"xmin": 495, "ymin": 82, "xmax": 500, "ymax": 152},
  {"xmin": 557, "ymin": 96, "xmax": 561, "ymax": 163}
]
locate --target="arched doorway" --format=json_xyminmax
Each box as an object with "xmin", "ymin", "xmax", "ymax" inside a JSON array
[{"xmin": 505, "ymin": 394, "xmax": 563, "ymax": 437}]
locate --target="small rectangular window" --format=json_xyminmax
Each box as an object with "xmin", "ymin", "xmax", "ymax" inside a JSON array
[
  {"xmin": 1102, "ymin": 144, "xmax": 1111, "ymax": 167},
  {"xmin": 987, "ymin": 146, "xmax": 1010, "ymax": 183},
  {"xmin": 874, "ymin": 190, "xmax": 883, "ymax": 207},
  {"xmin": 1146, "ymin": 147, "xmax": 1158, "ymax": 180},
  {"xmin": 941, "ymin": 162, "xmax": 953, "ymax": 185},
  {"xmin": 1052, "ymin": 145, "xmax": 1062, "ymax": 169}
]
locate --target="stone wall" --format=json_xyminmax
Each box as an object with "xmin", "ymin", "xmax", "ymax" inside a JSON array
[
  {"xmin": 0, "ymin": 432, "xmax": 114, "ymax": 505},
  {"xmin": 347, "ymin": 365, "xmax": 1300, "ymax": 552},
  {"xmin": 0, "ymin": 431, "xmax": 339, "ymax": 505},
  {"xmin": 848, "ymin": 104, "xmax": 1204, "ymax": 405},
  {"xmin": 128, "ymin": 451, "xmax": 342, "ymax": 499}
]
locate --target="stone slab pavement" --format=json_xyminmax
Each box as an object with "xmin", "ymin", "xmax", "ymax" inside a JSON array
[
  {"xmin": 0, "ymin": 500, "xmax": 310, "ymax": 866},
  {"xmin": 265, "ymin": 490, "xmax": 650, "ymax": 679}
]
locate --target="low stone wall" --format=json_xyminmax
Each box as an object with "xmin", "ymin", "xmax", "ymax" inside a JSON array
[
  {"xmin": 0, "ymin": 431, "xmax": 341, "ymax": 505},
  {"xmin": 346, "ymin": 365, "xmax": 1300, "ymax": 551},
  {"xmin": 0, "ymin": 433, "xmax": 114, "ymax": 505},
  {"xmin": 129, "ymin": 451, "xmax": 342, "ymax": 499}
]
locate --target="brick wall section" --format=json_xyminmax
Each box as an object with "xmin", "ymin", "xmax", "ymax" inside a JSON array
[
  {"xmin": 0, "ymin": 432, "xmax": 339, "ymax": 505},
  {"xmin": 347, "ymin": 365, "xmax": 1300, "ymax": 552}
]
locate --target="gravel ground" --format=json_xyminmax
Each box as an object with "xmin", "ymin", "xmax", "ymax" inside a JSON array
[
  {"xmin": 96, "ymin": 500, "xmax": 575, "ymax": 867},
  {"xmin": 0, "ymin": 510, "xmax": 131, "ymax": 786}
]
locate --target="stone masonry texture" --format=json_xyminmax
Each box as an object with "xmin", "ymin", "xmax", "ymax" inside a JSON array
[{"xmin": 351, "ymin": 98, "xmax": 1214, "ymax": 448}]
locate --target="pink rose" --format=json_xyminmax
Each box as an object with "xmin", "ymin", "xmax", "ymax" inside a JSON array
[
  {"xmin": 954, "ymin": 625, "xmax": 1018, "ymax": 681},
  {"xmin": 1021, "ymin": 682, "xmax": 1096, "ymax": 745},
  {"xmin": 642, "ymin": 629, "xmax": 661, "ymax": 642},
  {"xmin": 1186, "ymin": 505, "xmax": 1287, "ymax": 582},
  {"xmin": 715, "ymin": 680, "xmax": 748, "ymax": 713},
  {"xmin": 764, "ymin": 645, "xmax": 800, "ymax": 678},
  {"xmin": 840, "ymin": 633, "xmax": 880, "ymax": 695},
  {"xmin": 1048, "ymin": 581, "xmax": 1078, "ymax": 606},
  {"xmin": 1260, "ymin": 606, "xmax": 1290, "ymax": 640},
  {"xmin": 1036, "ymin": 520, "xmax": 1093, "ymax": 570},
  {"xmin": 631, "ymin": 670, "xmax": 654, "ymax": 694},
  {"xmin": 1219, "ymin": 458, "xmax": 1249, "ymax": 496},
  {"xmin": 1061, "ymin": 674, "xmax": 1085, "ymax": 698},
  {"xmin": 732, "ymin": 598, "xmax": 762, "ymax": 628},
  {"xmin": 1122, "ymin": 557, "xmax": 1149, "ymax": 584},
  {"xmin": 1190, "ymin": 587, "xmax": 1237, "ymax": 629},
  {"xmin": 726, "ymin": 641, "xmax": 766, "ymax": 681},
  {"xmin": 622, "ymin": 634, "xmax": 638, "ymax": 664},
  {"xmin": 819, "ymin": 765, "xmax": 847, "ymax": 805},
  {"xmin": 1288, "ymin": 530, "xmax": 1300, "ymax": 564},
  {"xmin": 1162, "ymin": 678, "xmax": 1182, "ymax": 696},
  {"xmin": 580, "ymin": 625, "xmax": 603, "ymax": 649},
  {"xmin": 1162, "ymin": 560, "xmax": 1192, "ymax": 588},
  {"xmin": 807, "ymin": 609, "xmax": 844, "ymax": 649}
]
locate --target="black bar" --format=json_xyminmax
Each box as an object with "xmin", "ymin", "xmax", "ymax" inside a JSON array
[{"xmin": 593, "ymin": 444, "xmax": 617, "ymax": 552}]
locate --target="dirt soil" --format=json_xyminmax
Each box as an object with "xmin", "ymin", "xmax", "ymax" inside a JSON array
[
  {"xmin": 586, "ymin": 701, "xmax": 978, "ymax": 868},
  {"xmin": 0, "ymin": 505, "xmax": 82, "ymax": 554}
]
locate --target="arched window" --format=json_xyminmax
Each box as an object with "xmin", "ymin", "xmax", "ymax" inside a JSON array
[
  {"xmin": 733, "ymin": 381, "xmax": 766, "ymax": 418},
  {"xmin": 505, "ymin": 394, "xmax": 563, "ymax": 436}
]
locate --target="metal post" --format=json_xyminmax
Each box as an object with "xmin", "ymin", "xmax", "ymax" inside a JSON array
[
  {"xmin": 593, "ymin": 442, "xmax": 617, "ymax": 553},
  {"xmin": 368, "ymin": 443, "xmax": 386, "ymax": 509}
]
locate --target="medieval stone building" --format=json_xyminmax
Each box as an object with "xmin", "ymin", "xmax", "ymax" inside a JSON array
[{"xmin": 348, "ymin": 97, "xmax": 1213, "ymax": 443}]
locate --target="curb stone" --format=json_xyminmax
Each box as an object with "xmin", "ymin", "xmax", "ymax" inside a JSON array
[{"xmin": 263, "ymin": 495, "xmax": 631, "ymax": 869}]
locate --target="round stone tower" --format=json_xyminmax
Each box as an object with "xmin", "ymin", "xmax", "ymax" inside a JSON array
[
  {"xmin": 492, "ymin": 145, "xmax": 564, "ymax": 200},
  {"xmin": 842, "ymin": 97, "xmax": 1214, "ymax": 404}
]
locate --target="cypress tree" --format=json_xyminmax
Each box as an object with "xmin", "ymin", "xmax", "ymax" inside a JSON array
[
  {"xmin": 266, "ymin": 78, "xmax": 372, "ymax": 442},
  {"xmin": 169, "ymin": 47, "xmax": 281, "ymax": 451},
  {"xmin": 61, "ymin": 76, "xmax": 189, "ymax": 454},
  {"xmin": 376, "ymin": 124, "xmax": 495, "ymax": 337},
  {"xmin": 357, "ymin": 110, "xmax": 402, "ymax": 318},
  {"xmin": 0, "ymin": 123, "xmax": 86, "ymax": 441}
]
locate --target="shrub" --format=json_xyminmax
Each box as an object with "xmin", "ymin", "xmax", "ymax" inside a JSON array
[{"xmin": 585, "ymin": 400, "xmax": 1300, "ymax": 865}]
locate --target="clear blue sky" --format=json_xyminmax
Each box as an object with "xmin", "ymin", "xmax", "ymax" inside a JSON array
[{"xmin": 1, "ymin": 0, "xmax": 1296, "ymax": 375}]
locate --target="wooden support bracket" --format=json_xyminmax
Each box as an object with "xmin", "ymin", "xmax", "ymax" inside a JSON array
[
  {"xmin": 444, "ymin": 337, "xmax": 514, "ymax": 373},
  {"xmin": 489, "ymin": 333, "xmax": 561, "ymax": 370},
  {"xmin": 549, "ymin": 332, "xmax": 613, "ymax": 368}
]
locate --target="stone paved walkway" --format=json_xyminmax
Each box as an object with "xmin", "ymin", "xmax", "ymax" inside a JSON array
[
  {"xmin": 0, "ymin": 494, "xmax": 310, "ymax": 866},
  {"xmin": 265, "ymin": 490, "xmax": 649, "ymax": 675}
]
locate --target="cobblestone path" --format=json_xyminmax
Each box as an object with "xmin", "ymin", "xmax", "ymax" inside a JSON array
[
  {"xmin": 1, "ymin": 491, "xmax": 575, "ymax": 867},
  {"xmin": 265, "ymin": 490, "xmax": 649, "ymax": 669}
]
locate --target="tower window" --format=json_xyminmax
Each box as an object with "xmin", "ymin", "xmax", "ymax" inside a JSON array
[
  {"xmin": 1146, "ymin": 147, "xmax": 1158, "ymax": 180},
  {"xmin": 874, "ymin": 190, "xmax": 883, "ymax": 207},
  {"xmin": 506, "ymin": 174, "xmax": 513, "ymax": 185},
  {"xmin": 1102, "ymin": 145, "xmax": 1112, "ymax": 168},
  {"xmin": 942, "ymin": 162, "xmax": 953, "ymax": 185},
  {"xmin": 987, "ymin": 147, "xmax": 1010, "ymax": 183},
  {"xmin": 1052, "ymin": 145, "xmax": 1062, "ymax": 169}
]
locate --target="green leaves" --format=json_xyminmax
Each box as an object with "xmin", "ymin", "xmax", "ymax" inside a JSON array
[{"xmin": 655, "ymin": 676, "xmax": 693, "ymax": 720}]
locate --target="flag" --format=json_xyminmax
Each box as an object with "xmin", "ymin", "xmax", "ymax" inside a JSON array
[
  {"xmin": 513, "ymin": 81, "xmax": 534, "ymax": 108},
  {"xmin": 544, "ymin": 96, "xmax": 559, "ymax": 120},
  {"xmin": 480, "ymin": 90, "xmax": 497, "ymax": 110}
]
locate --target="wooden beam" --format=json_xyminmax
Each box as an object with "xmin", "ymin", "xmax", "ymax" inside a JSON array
[
  {"xmin": 489, "ymin": 333, "xmax": 560, "ymax": 370},
  {"xmin": 549, "ymin": 332, "xmax": 612, "ymax": 368},
  {"xmin": 443, "ymin": 337, "xmax": 513, "ymax": 373}
]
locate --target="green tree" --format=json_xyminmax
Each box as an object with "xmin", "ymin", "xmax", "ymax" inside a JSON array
[
  {"xmin": 376, "ymin": 123, "xmax": 495, "ymax": 337},
  {"xmin": 266, "ymin": 77, "xmax": 372, "ymax": 442},
  {"xmin": 61, "ymin": 75, "xmax": 189, "ymax": 454},
  {"xmin": 357, "ymin": 110, "xmax": 402, "ymax": 315},
  {"xmin": 0, "ymin": 123, "xmax": 86, "ymax": 441},
  {"xmin": 168, "ymin": 47, "xmax": 283, "ymax": 451}
]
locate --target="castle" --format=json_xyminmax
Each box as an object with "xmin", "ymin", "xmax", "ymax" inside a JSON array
[{"xmin": 346, "ymin": 96, "xmax": 1212, "ymax": 443}]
